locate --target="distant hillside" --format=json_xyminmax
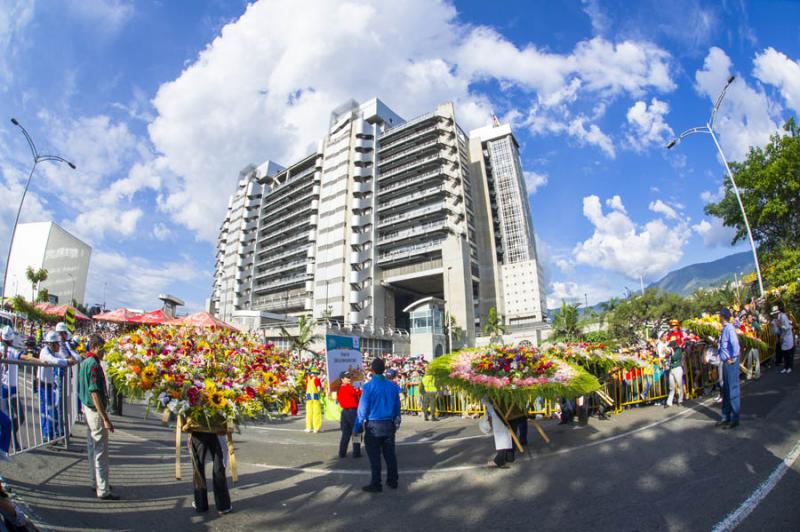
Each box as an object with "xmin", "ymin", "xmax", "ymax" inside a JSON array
[{"xmin": 647, "ymin": 251, "xmax": 755, "ymax": 296}]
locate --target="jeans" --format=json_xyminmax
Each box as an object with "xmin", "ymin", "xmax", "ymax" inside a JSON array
[
  {"xmin": 1, "ymin": 387, "xmax": 22, "ymax": 450},
  {"xmin": 364, "ymin": 420, "xmax": 398, "ymax": 488},
  {"xmin": 667, "ymin": 367, "xmax": 684, "ymax": 406},
  {"xmin": 189, "ymin": 432, "xmax": 231, "ymax": 512},
  {"xmin": 84, "ymin": 406, "xmax": 110, "ymax": 496},
  {"xmin": 0, "ymin": 410, "xmax": 11, "ymax": 454},
  {"xmin": 560, "ymin": 399, "xmax": 576, "ymax": 423},
  {"xmin": 721, "ymin": 362, "xmax": 740, "ymax": 424},
  {"xmin": 39, "ymin": 383, "xmax": 61, "ymax": 440},
  {"xmin": 339, "ymin": 408, "xmax": 360, "ymax": 457}
]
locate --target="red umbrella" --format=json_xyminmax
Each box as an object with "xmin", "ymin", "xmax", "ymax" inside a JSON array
[
  {"xmin": 35, "ymin": 303, "xmax": 91, "ymax": 321},
  {"xmin": 172, "ymin": 311, "xmax": 238, "ymax": 331},
  {"xmin": 127, "ymin": 309, "xmax": 171, "ymax": 324},
  {"xmin": 93, "ymin": 308, "xmax": 137, "ymax": 323}
]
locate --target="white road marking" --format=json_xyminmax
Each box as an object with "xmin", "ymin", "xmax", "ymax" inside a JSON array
[{"xmin": 711, "ymin": 437, "xmax": 800, "ymax": 532}]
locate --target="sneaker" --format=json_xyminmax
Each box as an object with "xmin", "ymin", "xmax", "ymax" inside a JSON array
[
  {"xmin": 780, "ymin": 368, "xmax": 787, "ymax": 373},
  {"xmin": 362, "ymin": 484, "xmax": 382, "ymax": 493},
  {"xmin": 572, "ymin": 425, "xmax": 584, "ymax": 430},
  {"xmin": 98, "ymin": 493, "xmax": 120, "ymax": 500},
  {"xmin": 304, "ymin": 428, "xmax": 311, "ymax": 433},
  {"xmin": 715, "ymin": 419, "xmax": 730, "ymax": 428},
  {"xmin": 192, "ymin": 502, "xmax": 208, "ymax": 513},
  {"xmin": 218, "ymin": 506, "xmax": 233, "ymax": 516},
  {"xmin": 387, "ymin": 481, "xmax": 398, "ymax": 489},
  {"xmin": 312, "ymin": 429, "xmax": 319, "ymax": 433},
  {"xmin": 723, "ymin": 422, "xmax": 739, "ymax": 430},
  {"xmin": 787, "ymin": 368, "xmax": 793, "ymax": 374}
]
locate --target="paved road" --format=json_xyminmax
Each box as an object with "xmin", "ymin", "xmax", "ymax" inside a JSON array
[{"xmin": 3, "ymin": 365, "xmax": 799, "ymax": 532}]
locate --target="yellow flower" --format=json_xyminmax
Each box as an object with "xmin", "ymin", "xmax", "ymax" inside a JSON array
[
  {"xmin": 209, "ymin": 391, "xmax": 227, "ymax": 408},
  {"xmin": 142, "ymin": 365, "xmax": 157, "ymax": 381},
  {"xmin": 204, "ymin": 379, "xmax": 217, "ymax": 395}
]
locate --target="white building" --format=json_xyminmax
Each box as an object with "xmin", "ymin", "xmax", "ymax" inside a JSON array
[
  {"xmin": 212, "ymin": 98, "xmax": 548, "ymax": 349},
  {"xmin": 4, "ymin": 222, "xmax": 92, "ymax": 305}
]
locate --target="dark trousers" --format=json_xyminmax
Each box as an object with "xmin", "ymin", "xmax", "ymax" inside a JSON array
[
  {"xmin": 364, "ymin": 420, "xmax": 398, "ymax": 488},
  {"xmin": 721, "ymin": 362, "xmax": 740, "ymax": 424},
  {"xmin": 189, "ymin": 432, "xmax": 231, "ymax": 512},
  {"xmin": 339, "ymin": 408, "xmax": 361, "ymax": 457},
  {"xmin": 780, "ymin": 347, "xmax": 795, "ymax": 370},
  {"xmin": 422, "ymin": 392, "xmax": 438, "ymax": 420},
  {"xmin": 560, "ymin": 399, "xmax": 576, "ymax": 423},
  {"xmin": 509, "ymin": 417, "xmax": 528, "ymax": 446},
  {"xmin": 493, "ymin": 449, "xmax": 515, "ymax": 466}
]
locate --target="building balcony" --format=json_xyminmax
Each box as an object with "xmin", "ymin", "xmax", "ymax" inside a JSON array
[
  {"xmin": 351, "ymin": 195, "xmax": 372, "ymax": 210},
  {"xmin": 350, "ymin": 268, "xmax": 370, "ymax": 284},
  {"xmin": 377, "ymin": 168, "xmax": 449, "ymax": 199},
  {"xmin": 377, "ymin": 153, "xmax": 441, "ymax": 181},
  {"xmin": 354, "ymin": 137, "xmax": 373, "ymax": 151},
  {"xmin": 353, "ymin": 166, "xmax": 372, "ymax": 179},
  {"xmin": 256, "ymin": 245, "xmax": 310, "ymax": 268},
  {"xmin": 254, "ymin": 273, "xmax": 309, "ymax": 293},
  {"xmin": 350, "ymin": 248, "xmax": 371, "ymax": 265},
  {"xmin": 377, "ymin": 185, "xmax": 448, "ymax": 214},
  {"xmin": 351, "ymin": 231, "xmax": 371, "ymax": 246},
  {"xmin": 378, "ymin": 199, "xmax": 457, "ymax": 228},
  {"xmin": 353, "ymin": 180, "xmax": 372, "ymax": 194},
  {"xmin": 349, "ymin": 285, "xmax": 370, "ymax": 304},
  {"xmin": 377, "ymin": 239, "xmax": 444, "ymax": 265},
  {"xmin": 254, "ymin": 258, "xmax": 308, "ymax": 281},
  {"xmin": 377, "ymin": 220, "xmax": 453, "ymax": 246},
  {"xmin": 378, "ymin": 138, "xmax": 440, "ymax": 168},
  {"xmin": 351, "ymin": 214, "xmax": 370, "ymax": 228},
  {"xmin": 349, "ymin": 307, "xmax": 371, "ymax": 325}
]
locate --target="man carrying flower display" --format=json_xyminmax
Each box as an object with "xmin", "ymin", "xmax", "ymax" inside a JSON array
[
  {"xmin": 183, "ymin": 416, "xmax": 232, "ymax": 515},
  {"xmin": 304, "ymin": 368, "xmax": 323, "ymax": 433},
  {"xmin": 78, "ymin": 335, "xmax": 120, "ymax": 500}
]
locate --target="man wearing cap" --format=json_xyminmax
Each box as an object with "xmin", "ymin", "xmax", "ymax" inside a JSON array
[
  {"xmin": 1, "ymin": 326, "xmax": 32, "ymax": 451},
  {"xmin": 336, "ymin": 372, "xmax": 362, "ymax": 458},
  {"xmin": 304, "ymin": 368, "xmax": 323, "ymax": 433},
  {"xmin": 770, "ymin": 305, "xmax": 795, "ymax": 374},
  {"xmin": 79, "ymin": 334, "xmax": 120, "ymax": 500},
  {"xmin": 716, "ymin": 308, "xmax": 741, "ymax": 429},
  {"xmin": 38, "ymin": 331, "xmax": 78, "ymax": 440},
  {"xmin": 354, "ymin": 358, "xmax": 401, "ymax": 493}
]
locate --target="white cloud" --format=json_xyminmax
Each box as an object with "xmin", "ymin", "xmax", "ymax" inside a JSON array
[
  {"xmin": 152, "ymin": 222, "xmax": 172, "ymax": 241},
  {"xmin": 692, "ymin": 217, "xmax": 736, "ymax": 248},
  {"xmin": 648, "ymin": 199, "xmax": 680, "ymax": 220},
  {"xmin": 700, "ymin": 184, "xmax": 725, "ymax": 203},
  {"xmin": 523, "ymin": 171, "xmax": 548, "ymax": 194},
  {"xmin": 695, "ymin": 47, "xmax": 780, "ymax": 161},
  {"xmin": 625, "ymin": 97, "xmax": 674, "ymax": 150},
  {"xmin": 753, "ymin": 47, "xmax": 800, "ymax": 114},
  {"xmin": 555, "ymin": 258, "xmax": 574, "ymax": 275},
  {"xmin": 86, "ymin": 250, "xmax": 207, "ymax": 310},
  {"xmin": 63, "ymin": 0, "xmax": 133, "ymax": 34},
  {"xmin": 148, "ymin": 0, "xmax": 675, "ymax": 240},
  {"xmin": 605, "ymin": 195, "xmax": 626, "ymax": 213},
  {"xmin": 546, "ymin": 279, "xmax": 615, "ymax": 309},
  {"xmin": 573, "ymin": 194, "xmax": 691, "ymax": 279},
  {"xmin": 0, "ymin": 0, "xmax": 35, "ymax": 90},
  {"xmin": 64, "ymin": 206, "xmax": 143, "ymax": 242}
]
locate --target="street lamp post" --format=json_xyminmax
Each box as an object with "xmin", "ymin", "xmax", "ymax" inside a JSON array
[
  {"xmin": 103, "ymin": 282, "xmax": 107, "ymax": 311},
  {"xmin": 3, "ymin": 119, "xmax": 76, "ymax": 302},
  {"xmin": 666, "ymin": 76, "xmax": 765, "ymax": 297}
]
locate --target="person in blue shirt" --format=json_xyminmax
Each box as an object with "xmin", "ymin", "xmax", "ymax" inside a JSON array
[
  {"xmin": 716, "ymin": 308, "xmax": 741, "ymax": 429},
  {"xmin": 354, "ymin": 357, "xmax": 401, "ymax": 493}
]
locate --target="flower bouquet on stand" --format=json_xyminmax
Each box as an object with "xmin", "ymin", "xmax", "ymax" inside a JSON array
[
  {"xmin": 428, "ymin": 345, "xmax": 600, "ymax": 450},
  {"xmin": 684, "ymin": 316, "xmax": 769, "ymax": 354},
  {"xmin": 543, "ymin": 342, "xmax": 646, "ymax": 378},
  {"xmin": 105, "ymin": 326, "xmax": 299, "ymax": 481}
]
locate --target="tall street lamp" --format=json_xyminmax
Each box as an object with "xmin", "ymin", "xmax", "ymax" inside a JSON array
[
  {"xmin": 3, "ymin": 119, "xmax": 76, "ymax": 302},
  {"xmin": 666, "ymin": 76, "xmax": 765, "ymax": 297}
]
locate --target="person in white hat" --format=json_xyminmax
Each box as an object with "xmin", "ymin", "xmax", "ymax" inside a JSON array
[
  {"xmin": 1, "ymin": 326, "xmax": 32, "ymax": 451},
  {"xmin": 38, "ymin": 331, "xmax": 78, "ymax": 440},
  {"xmin": 769, "ymin": 304, "xmax": 795, "ymax": 374}
]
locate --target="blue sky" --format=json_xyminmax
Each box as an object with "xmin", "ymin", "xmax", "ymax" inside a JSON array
[{"xmin": 0, "ymin": 0, "xmax": 798, "ymax": 312}]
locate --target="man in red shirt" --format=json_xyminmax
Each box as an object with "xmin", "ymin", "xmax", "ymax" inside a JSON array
[
  {"xmin": 666, "ymin": 319, "xmax": 687, "ymax": 348},
  {"xmin": 337, "ymin": 371, "xmax": 362, "ymax": 458}
]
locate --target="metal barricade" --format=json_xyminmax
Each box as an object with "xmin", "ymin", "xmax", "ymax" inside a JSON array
[{"xmin": 0, "ymin": 359, "xmax": 79, "ymax": 455}]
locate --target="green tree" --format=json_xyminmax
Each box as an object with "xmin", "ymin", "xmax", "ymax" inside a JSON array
[
  {"xmin": 24, "ymin": 266, "xmax": 48, "ymax": 303},
  {"xmin": 279, "ymin": 315, "xmax": 321, "ymax": 357},
  {"xmin": 36, "ymin": 288, "xmax": 49, "ymax": 303},
  {"xmin": 607, "ymin": 289, "xmax": 692, "ymax": 344},
  {"xmin": 482, "ymin": 307, "xmax": 506, "ymax": 344},
  {"xmin": 551, "ymin": 300, "xmax": 582, "ymax": 342}
]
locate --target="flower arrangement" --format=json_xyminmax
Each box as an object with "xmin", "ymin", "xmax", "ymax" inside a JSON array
[
  {"xmin": 428, "ymin": 345, "xmax": 600, "ymax": 408},
  {"xmin": 684, "ymin": 316, "xmax": 769, "ymax": 353},
  {"xmin": 104, "ymin": 326, "xmax": 299, "ymax": 430},
  {"xmin": 543, "ymin": 342, "xmax": 646, "ymax": 377}
]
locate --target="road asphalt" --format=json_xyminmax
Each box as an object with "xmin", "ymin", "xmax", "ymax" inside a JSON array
[{"xmin": 2, "ymin": 362, "xmax": 799, "ymax": 532}]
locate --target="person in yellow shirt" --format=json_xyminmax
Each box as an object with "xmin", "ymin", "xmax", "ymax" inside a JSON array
[{"xmin": 304, "ymin": 368, "xmax": 323, "ymax": 433}]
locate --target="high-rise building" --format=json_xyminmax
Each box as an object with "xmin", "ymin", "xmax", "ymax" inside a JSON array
[
  {"xmin": 211, "ymin": 98, "xmax": 547, "ymax": 345},
  {"xmin": 4, "ymin": 222, "xmax": 92, "ymax": 305}
]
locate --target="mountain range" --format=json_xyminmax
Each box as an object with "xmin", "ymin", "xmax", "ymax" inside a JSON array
[{"xmin": 646, "ymin": 251, "xmax": 755, "ymax": 296}]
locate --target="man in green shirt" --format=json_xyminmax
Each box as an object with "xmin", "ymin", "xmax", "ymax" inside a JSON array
[{"xmin": 79, "ymin": 335, "xmax": 119, "ymax": 500}]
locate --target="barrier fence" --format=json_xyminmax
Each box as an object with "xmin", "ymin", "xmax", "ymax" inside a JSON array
[{"xmin": 0, "ymin": 359, "xmax": 79, "ymax": 455}]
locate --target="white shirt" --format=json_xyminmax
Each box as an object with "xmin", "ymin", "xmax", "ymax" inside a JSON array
[
  {"xmin": 59, "ymin": 340, "xmax": 81, "ymax": 363},
  {"xmin": 2, "ymin": 344, "xmax": 21, "ymax": 389},
  {"xmin": 37, "ymin": 346, "xmax": 69, "ymax": 384},
  {"xmin": 777, "ymin": 313, "xmax": 794, "ymax": 350}
]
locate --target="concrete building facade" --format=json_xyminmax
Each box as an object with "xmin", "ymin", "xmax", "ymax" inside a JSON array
[
  {"xmin": 4, "ymin": 222, "xmax": 92, "ymax": 305},
  {"xmin": 211, "ymin": 98, "xmax": 548, "ymax": 348}
]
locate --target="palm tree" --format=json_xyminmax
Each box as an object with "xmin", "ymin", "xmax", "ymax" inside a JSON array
[
  {"xmin": 25, "ymin": 266, "xmax": 48, "ymax": 303},
  {"xmin": 280, "ymin": 315, "xmax": 320, "ymax": 357},
  {"xmin": 552, "ymin": 300, "xmax": 582, "ymax": 341},
  {"xmin": 482, "ymin": 307, "xmax": 506, "ymax": 344},
  {"xmin": 445, "ymin": 314, "xmax": 464, "ymax": 352}
]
